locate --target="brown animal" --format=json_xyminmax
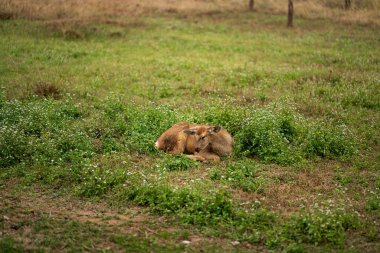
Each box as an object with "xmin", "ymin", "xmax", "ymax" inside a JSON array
[{"xmin": 155, "ymin": 122, "xmax": 233, "ymax": 162}]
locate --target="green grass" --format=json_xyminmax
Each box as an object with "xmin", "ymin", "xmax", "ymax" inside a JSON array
[
  {"xmin": 0, "ymin": 215, "xmax": 187, "ymax": 253},
  {"xmin": 0, "ymin": 11, "xmax": 379, "ymax": 252}
]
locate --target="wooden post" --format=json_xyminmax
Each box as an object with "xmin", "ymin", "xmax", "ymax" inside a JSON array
[
  {"xmin": 249, "ymin": 0, "xmax": 254, "ymax": 11},
  {"xmin": 345, "ymin": 0, "xmax": 351, "ymax": 10},
  {"xmin": 287, "ymin": 0, "xmax": 294, "ymax": 27}
]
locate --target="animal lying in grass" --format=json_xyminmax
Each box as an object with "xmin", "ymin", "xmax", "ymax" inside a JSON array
[{"xmin": 155, "ymin": 122, "xmax": 233, "ymax": 162}]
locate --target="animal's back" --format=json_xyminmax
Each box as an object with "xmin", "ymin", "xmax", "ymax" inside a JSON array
[{"xmin": 155, "ymin": 122, "xmax": 192, "ymax": 153}]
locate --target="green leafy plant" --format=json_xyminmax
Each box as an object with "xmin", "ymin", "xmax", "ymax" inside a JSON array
[
  {"xmin": 302, "ymin": 123, "xmax": 357, "ymax": 159},
  {"xmin": 79, "ymin": 165, "xmax": 129, "ymax": 197},
  {"xmin": 365, "ymin": 194, "xmax": 380, "ymax": 211},
  {"xmin": 157, "ymin": 154, "xmax": 198, "ymax": 172},
  {"xmin": 234, "ymin": 105, "xmax": 357, "ymax": 165},
  {"xmin": 234, "ymin": 106, "xmax": 304, "ymax": 165},
  {"xmin": 210, "ymin": 160, "xmax": 266, "ymax": 193},
  {"xmin": 0, "ymin": 98, "xmax": 89, "ymax": 168},
  {"xmin": 282, "ymin": 209, "xmax": 359, "ymax": 245}
]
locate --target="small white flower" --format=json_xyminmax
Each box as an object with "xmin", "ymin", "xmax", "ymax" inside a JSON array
[{"xmin": 231, "ymin": 241, "xmax": 240, "ymax": 246}]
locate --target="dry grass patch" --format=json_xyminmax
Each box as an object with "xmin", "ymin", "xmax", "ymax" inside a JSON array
[
  {"xmin": 0, "ymin": 183, "xmax": 148, "ymax": 227},
  {"xmin": 228, "ymin": 163, "xmax": 344, "ymax": 216},
  {"xmin": 1, "ymin": 0, "xmax": 379, "ymax": 27},
  {"xmin": 0, "ymin": 182, "xmax": 268, "ymax": 252},
  {"xmin": 34, "ymin": 82, "xmax": 61, "ymax": 99},
  {"xmin": 0, "ymin": 0, "xmax": 243, "ymax": 20},
  {"xmin": 256, "ymin": 0, "xmax": 380, "ymax": 26}
]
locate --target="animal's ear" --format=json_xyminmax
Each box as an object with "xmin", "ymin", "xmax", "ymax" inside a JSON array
[
  {"xmin": 183, "ymin": 128, "xmax": 197, "ymax": 135},
  {"xmin": 208, "ymin": 125, "xmax": 221, "ymax": 134}
]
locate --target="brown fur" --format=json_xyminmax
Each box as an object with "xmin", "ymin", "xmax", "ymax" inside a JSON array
[{"xmin": 155, "ymin": 122, "xmax": 233, "ymax": 162}]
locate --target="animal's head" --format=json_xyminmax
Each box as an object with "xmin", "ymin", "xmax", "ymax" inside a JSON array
[{"xmin": 183, "ymin": 125, "xmax": 221, "ymax": 152}]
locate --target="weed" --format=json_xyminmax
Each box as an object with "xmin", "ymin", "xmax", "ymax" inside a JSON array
[
  {"xmin": 281, "ymin": 209, "xmax": 359, "ymax": 245},
  {"xmin": 195, "ymin": 104, "xmax": 246, "ymax": 135},
  {"xmin": 334, "ymin": 173, "xmax": 353, "ymax": 186},
  {"xmin": 0, "ymin": 236, "xmax": 24, "ymax": 253},
  {"xmin": 157, "ymin": 154, "xmax": 198, "ymax": 172},
  {"xmin": 96, "ymin": 98, "xmax": 179, "ymax": 154},
  {"xmin": 234, "ymin": 105, "xmax": 357, "ymax": 165},
  {"xmin": 302, "ymin": 123, "xmax": 357, "ymax": 159},
  {"xmin": 365, "ymin": 194, "xmax": 380, "ymax": 211},
  {"xmin": 78, "ymin": 165, "xmax": 129, "ymax": 197},
  {"xmin": 0, "ymin": 98, "xmax": 88, "ymax": 168},
  {"xmin": 224, "ymin": 68, "xmax": 262, "ymax": 88},
  {"xmin": 376, "ymin": 178, "xmax": 380, "ymax": 190},
  {"xmin": 234, "ymin": 106, "xmax": 304, "ymax": 165},
  {"xmin": 124, "ymin": 185, "xmax": 233, "ymax": 225},
  {"xmin": 122, "ymin": 105, "xmax": 178, "ymax": 153},
  {"xmin": 120, "ymin": 181, "xmax": 278, "ymax": 234},
  {"xmin": 30, "ymin": 216, "xmax": 108, "ymax": 251},
  {"xmin": 34, "ymin": 82, "xmax": 61, "ymax": 99},
  {"xmin": 0, "ymin": 125, "xmax": 32, "ymax": 167},
  {"xmin": 366, "ymin": 226, "xmax": 379, "ymax": 242},
  {"xmin": 283, "ymin": 243, "xmax": 304, "ymax": 253},
  {"xmin": 210, "ymin": 160, "xmax": 266, "ymax": 193},
  {"xmin": 111, "ymin": 234, "xmax": 184, "ymax": 253}
]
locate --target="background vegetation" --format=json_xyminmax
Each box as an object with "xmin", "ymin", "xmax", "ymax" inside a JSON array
[{"xmin": 0, "ymin": 0, "xmax": 379, "ymax": 252}]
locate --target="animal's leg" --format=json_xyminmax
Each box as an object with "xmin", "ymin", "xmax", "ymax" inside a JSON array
[
  {"xmin": 197, "ymin": 151, "xmax": 221, "ymax": 162},
  {"xmin": 186, "ymin": 154, "xmax": 206, "ymax": 162}
]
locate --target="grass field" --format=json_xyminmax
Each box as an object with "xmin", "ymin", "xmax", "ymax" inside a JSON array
[{"xmin": 1, "ymin": 1, "xmax": 380, "ymax": 252}]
